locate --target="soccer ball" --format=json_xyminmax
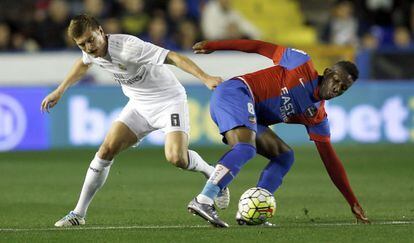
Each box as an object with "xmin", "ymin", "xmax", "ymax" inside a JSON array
[{"xmin": 237, "ymin": 187, "xmax": 276, "ymax": 225}]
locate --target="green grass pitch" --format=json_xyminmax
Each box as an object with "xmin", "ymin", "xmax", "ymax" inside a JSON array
[{"xmin": 0, "ymin": 145, "xmax": 413, "ymax": 242}]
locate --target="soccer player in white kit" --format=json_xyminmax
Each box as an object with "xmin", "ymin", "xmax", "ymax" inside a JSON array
[{"xmin": 40, "ymin": 14, "xmax": 229, "ymax": 227}]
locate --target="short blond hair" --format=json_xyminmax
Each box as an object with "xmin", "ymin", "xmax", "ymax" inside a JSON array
[{"xmin": 68, "ymin": 14, "xmax": 100, "ymax": 39}]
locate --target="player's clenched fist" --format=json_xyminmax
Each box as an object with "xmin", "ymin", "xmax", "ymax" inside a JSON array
[
  {"xmin": 202, "ymin": 75, "xmax": 223, "ymax": 90},
  {"xmin": 193, "ymin": 41, "xmax": 214, "ymax": 54},
  {"xmin": 40, "ymin": 89, "xmax": 63, "ymax": 113}
]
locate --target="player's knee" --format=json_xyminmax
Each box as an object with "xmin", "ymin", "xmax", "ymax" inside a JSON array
[
  {"xmin": 165, "ymin": 151, "xmax": 187, "ymax": 168},
  {"xmin": 98, "ymin": 143, "xmax": 120, "ymax": 161}
]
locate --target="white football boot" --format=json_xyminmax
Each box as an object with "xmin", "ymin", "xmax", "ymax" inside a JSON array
[
  {"xmin": 54, "ymin": 211, "xmax": 85, "ymax": 227},
  {"xmin": 214, "ymin": 187, "xmax": 230, "ymax": 210}
]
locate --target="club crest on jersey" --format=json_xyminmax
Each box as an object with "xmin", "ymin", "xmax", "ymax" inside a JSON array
[
  {"xmin": 305, "ymin": 106, "xmax": 317, "ymax": 118},
  {"xmin": 118, "ymin": 63, "xmax": 127, "ymax": 71}
]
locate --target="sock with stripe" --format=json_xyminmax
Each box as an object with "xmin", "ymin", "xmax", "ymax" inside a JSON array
[
  {"xmin": 73, "ymin": 154, "xmax": 113, "ymax": 217},
  {"xmin": 186, "ymin": 150, "xmax": 215, "ymax": 178},
  {"xmin": 197, "ymin": 143, "xmax": 256, "ymax": 204}
]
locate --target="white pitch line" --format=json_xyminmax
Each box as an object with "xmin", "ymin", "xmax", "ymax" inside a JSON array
[
  {"xmin": 0, "ymin": 225, "xmax": 210, "ymax": 232},
  {"xmin": 307, "ymin": 221, "xmax": 414, "ymax": 227},
  {"xmin": 0, "ymin": 221, "xmax": 413, "ymax": 233}
]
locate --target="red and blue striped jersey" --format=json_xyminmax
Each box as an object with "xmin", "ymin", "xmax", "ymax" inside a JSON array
[
  {"xmin": 204, "ymin": 40, "xmax": 364, "ymax": 210},
  {"xmin": 237, "ymin": 45, "xmax": 330, "ymax": 142}
]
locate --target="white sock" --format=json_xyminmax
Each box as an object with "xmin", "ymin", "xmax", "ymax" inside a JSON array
[
  {"xmin": 187, "ymin": 150, "xmax": 215, "ymax": 178},
  {"xmin": 196, "ymin": 194, "xmax": 214, "ymax": 205},
  {"xmin": 73, "ymin": 154, "xmax": 113, "ymax": 218}
]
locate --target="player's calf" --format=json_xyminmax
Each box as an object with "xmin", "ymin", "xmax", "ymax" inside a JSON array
[
  {"xmin": 257, "ymin": 150, "xmax": 294, "ymax": 193},
  {"xmin": 165, "ymin": 151, "xmax": 187, "ymax": 168},
  {"xmin": 97, "ymin": 143, "xmax": 121, "ymax": 161}
]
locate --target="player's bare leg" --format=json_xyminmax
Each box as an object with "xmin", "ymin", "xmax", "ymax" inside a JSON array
[
  {"xmin": 55, "ymin": 122, "xmax": 137, "ymax": 227},
  {"xmin": 255, "ymin": 127, "xmax": 292, "ymax": 159},
  {"xmin": 96, "ymin": 122, "xmax": 139, "ymax": 160},
  {"xmin": 165, "ymin": 131, "xmax": 213, "ymax": 174},
  {"xmin": 224, "ymin": 127, "xmax": 256, "ymax": 146},
  {"xmin": 165, "ymin": 131, "xmax": 230, "ymax": 209}
]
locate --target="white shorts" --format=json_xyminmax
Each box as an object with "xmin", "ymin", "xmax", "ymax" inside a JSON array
[{"xmin": 115, "ymin": 100, "xmax": 190, "ymax": 142}]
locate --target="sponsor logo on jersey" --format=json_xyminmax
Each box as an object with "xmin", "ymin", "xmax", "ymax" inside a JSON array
[
  {"xmin": 113, "ymin": 73, "xmax": 143, "ymax": 85},
  {"xmin": 280, "ymin": 87, "xmax": 295, "ymax": 122}
]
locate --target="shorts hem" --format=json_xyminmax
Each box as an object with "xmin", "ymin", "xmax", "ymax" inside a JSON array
[{"xmin": 163, "ymin": 127, "xmax": 190, "ymax": 136}]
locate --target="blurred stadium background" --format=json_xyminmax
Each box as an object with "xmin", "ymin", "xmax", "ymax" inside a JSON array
[
  {"xmin": 1, "ymin": 0, "xmax": 414, "ymax": 149},
  {"xmin": 0, "ymin": 0, "xmax": 413, "ymax": 241}
]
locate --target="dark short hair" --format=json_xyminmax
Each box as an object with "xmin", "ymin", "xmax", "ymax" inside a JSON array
[
  {"xmin": 335, "ymin": 60, "xmax": 359, "ymax": 81},
  {"xmin": 68, "ymin": 14, "xmax": 100, "ymax": 39}
]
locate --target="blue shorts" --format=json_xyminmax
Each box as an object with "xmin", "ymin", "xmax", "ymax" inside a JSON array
[{"xmin": 210, "ymin": 79, "xmax": 257, "ymax": 136}]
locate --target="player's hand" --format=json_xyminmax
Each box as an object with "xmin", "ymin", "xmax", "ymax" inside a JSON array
[
  {"xmin": 40, "ymin": 89, "xmax": 63, "ymax": 113},
  {"xmin": 351, "ymin": 203, "xmax": 370, "ymax": 224},
  {"xmin": 203, "ymin": 75, "xmax": 223, "ymax": 90},
  {"xmin": 193, "ymin": 41, "xmax": 214, "ymax": 54}
]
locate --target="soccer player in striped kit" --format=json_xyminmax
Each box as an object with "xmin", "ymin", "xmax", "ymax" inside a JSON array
[{"xmin": 187, "ymin": 39, "xmax": 369, "ymax": 227}]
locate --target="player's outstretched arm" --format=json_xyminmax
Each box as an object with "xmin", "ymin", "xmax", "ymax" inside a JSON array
[
  {"xmin": 165, "ymin": 51, "xmax": 223, "ymax": 90},
  {"xmin": 314, "ymin": 140, "xmax": 370, "ymax": 224},
  {"xmin": 40, "ymin": 58, "xmax": 90, "ymax": 113},
  {"xmin": 193, "ymin": 39, "xmax": 280, "ymax": 59}
]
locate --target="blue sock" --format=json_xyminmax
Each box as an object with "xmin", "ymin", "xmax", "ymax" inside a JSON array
[
  {"xmin": 200, "ymin": 143, "xmax": 256, "ymax": 199},
  {"xmin": 257, "ymin": 150, "xmax": 294, "ymax": 193},
  {"xmin": 200, "ymin": 181, "xmax": 221, "ymax": 200}
]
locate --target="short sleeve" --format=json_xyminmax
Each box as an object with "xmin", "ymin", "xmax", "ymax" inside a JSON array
[
  {"xmin": 274, "ymin": 47, "xmax": 311, "ymax": 70},
  {"xmin": 82, "ymin": 51, "xmax": 92, "ymax": 65},
  {"xmin": 306, "ymin": 117, "xmax": 331, "ymax": 142},
  {"xmin": 126, "ymin": 36, "xmax": 169, "ymax": 65}
]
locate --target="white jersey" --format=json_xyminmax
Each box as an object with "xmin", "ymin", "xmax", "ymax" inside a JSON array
[{"xmin": 82, "ymin": 34, "xmax": 186, "ymax": 106}]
